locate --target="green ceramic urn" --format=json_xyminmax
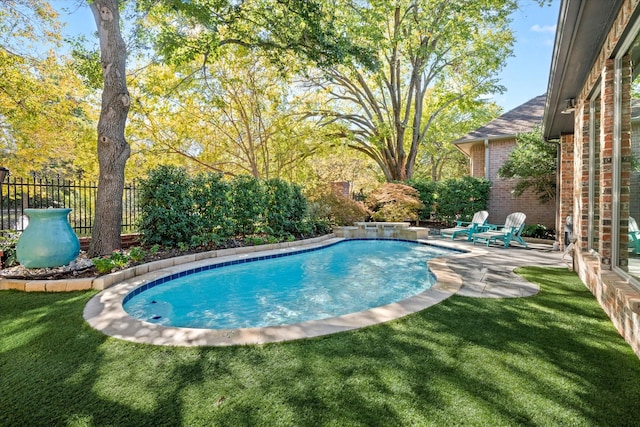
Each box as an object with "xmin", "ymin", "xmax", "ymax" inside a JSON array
[{"xmin": 16, "ymin": 208, "xmax": 80, "ymax": 268}]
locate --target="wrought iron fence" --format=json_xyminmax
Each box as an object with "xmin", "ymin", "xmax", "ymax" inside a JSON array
[{"xmin": 0, "ymin": 177, "xmax": 139, "ymax": 236}]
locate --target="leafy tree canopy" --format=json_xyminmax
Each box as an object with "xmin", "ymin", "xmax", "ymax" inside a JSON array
[
  {"xmin": 135, "ymin": 0, "xmax": 377, "ymax": 70},
  {"xmin": 310, "ymin": 0, "xmax": 518, "ymax": 182},
  {"xmin": 0, "ymin": 1, "xmax": 97, "ymax": 179},
  {"xmin": 497, "ymin": 126, "xmax": 557, "ymax": 203}
]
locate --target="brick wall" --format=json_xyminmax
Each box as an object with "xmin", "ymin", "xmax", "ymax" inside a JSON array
[
  {"xmin": 469, "ymin": 144, "xmax": 485, "ymax": 178},
  {"xmin": 484, "ymin": 138, "xmax": 556, "ymax": 228},
  {"xmin": 564, "ymin": 0, "xmax": 640, "ymax": 359}
]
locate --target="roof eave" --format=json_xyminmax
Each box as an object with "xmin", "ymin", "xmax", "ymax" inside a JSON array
[{"xmin": 543, "ymin": 0, "xmax": 625, "ymax": 139}]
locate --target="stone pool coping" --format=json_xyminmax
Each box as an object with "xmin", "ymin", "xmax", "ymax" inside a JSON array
[
  {"xmin": 0, "ymin": 235, "xmax": 337, "ymax": 292},
  {"xmin": 82, "ymin": 236, "xmax": 489, "ymax": 347}
]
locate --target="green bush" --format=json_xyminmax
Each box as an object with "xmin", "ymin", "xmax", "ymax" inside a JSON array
[
  {"xmin": 521, "ymin": 224, "xmax": 554, "ymax": 239},
  {"xmin": 139, "ymin": 167, "xmax": 321, "ymax": 246},
  {"xmin": 287, "ymin": 184, "xmax": 309, "ymax": 234},
  {"xmin": 191, "ymin": 172, "xmax": 233, "ymax": 240},
  {"xmin": 407, "ymin": 179, "xmax": 437, "ymax": 220},
  {"xmin": 138, "ymin": 166, "xmax": 198, "ymax": 246},
  {"xmin": 229, "ymin": 175, "xmax": 267, "ymax": 237},
  {"xmin": 434, "ymin": 176, "xmax": 490, "ymax": 223},
  {"xmin": 264, "ymin": 178, "xmax": 308, "ymax": 238}
]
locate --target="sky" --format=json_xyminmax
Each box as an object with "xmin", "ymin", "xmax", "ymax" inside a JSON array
[
  {"xmin": 51, "ymin": 0, "xmax": 560, "ymax": 114},
  {"xmin": 494, "ymin": 1, "xmax": 560, "ymax": 112}
]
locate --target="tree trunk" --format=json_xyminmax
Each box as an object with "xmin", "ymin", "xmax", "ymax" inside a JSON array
[{"xmin": 88, "ymin": 0, "xmax": 131, "ymax": 256}]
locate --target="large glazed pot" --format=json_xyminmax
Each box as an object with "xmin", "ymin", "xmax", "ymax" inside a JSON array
[{"xmin": 16, "ymin": 208, "xmax": 80, "ymax": 268}]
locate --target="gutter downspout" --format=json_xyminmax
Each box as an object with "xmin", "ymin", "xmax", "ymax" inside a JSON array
[
  {"xmin": 484, "ymin": 139, "xmax": 490, "ymax": 179},
  {"xmin": 545, "ymin": 137, "xmax": 562, "ymax": 250}
]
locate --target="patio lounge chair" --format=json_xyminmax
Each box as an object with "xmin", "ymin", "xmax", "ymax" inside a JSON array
[
  {"xmin": 472, "ymin": 212, "xmax": 528, "ymax": 248},
  {"xmin": 629, "ymin": 217, "xmax": 640, "ymax": 254},
  {"xmin": 440, "ymin": 210, "xmax": 489, "ymax": 241}
]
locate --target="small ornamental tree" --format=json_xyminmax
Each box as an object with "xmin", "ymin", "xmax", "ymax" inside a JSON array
[
  {"xmin": 365, "ymin": 183, "xmax": 424, "ymax": 222},
  {"xmin": 307, "ymin": 186, "xmax": 370, "ymax": 227},
  {"xmin": 497, "ymin": 126, "xmax": 557, "ymax": 203}
]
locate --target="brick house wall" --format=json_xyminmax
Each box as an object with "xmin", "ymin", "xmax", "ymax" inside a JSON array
[
  {"xmin": 468, "ymin": 138, "xmax": 556, "ymax": 228},
  {"xmin": 553, "ymin": 0, "xmax": 640, "ymax": 358}
]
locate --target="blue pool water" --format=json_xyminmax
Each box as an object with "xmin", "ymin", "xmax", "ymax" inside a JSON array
[{"xmin": 123, "ymin": 239, "xmax": 455, "ymax": 329}]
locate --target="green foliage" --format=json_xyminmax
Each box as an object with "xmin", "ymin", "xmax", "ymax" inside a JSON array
[
  {"xmin": 431, "ymin": 176, "xmax": 491, "ymax": 223},
  {"xmin": 521, "ymin": 224, "xmax": 554, "ymax": 239},
  {"xmin": 138, "ymin": 167, "xmax": 319, "ymax": 246},
  {"xmin": 497, "ymin": 127, "xmax": 557, "ymax": 203},
  {"xmin": 307, "ymin": 188, "xmax": 369, "ymax": 227},
  {"xmin": 406, "ymin": 179, "xmax": 438, "ymax": 220},
  {"xmin": 0, "ymin": 230, "xmax": 21, "ymax": 267},
  {"xmin": 229, "ymin": 175, "xmax": 267, "ymax": 237},
  {"xmin": 264, "ymin": 178, "xmax": 308, "ymax": 238},
  {"xmin": 137, "ymin": 0, "xmax": 375, "ymax": 70},
  {"xmin": 365, "ymin": 183, "xmax": 424, "ymax": 222},
  {"xmin": 69, "ymin": 38, "xmax": 103, "ymax": 90},
  {"xmin": 91, "ymin": 256, "xmax": 115, "ymax": 274},
  {"xmin": 312, "ymin": 0, "xmax": 517, "ymax": 181},
  {"xmin": 128, "ymin": 246, "xmax": 146, "ymax": 263},
  {"xmin": 191, "ymin": 172, "xmax": 233, "ymax": 240},
  {"xmin": 190, "ymin": 233, "xmax": 226, "ymax": 249},
  {"xmin": 91, "ymin": 250, "xmax": 135, "ymax": 274},
  {"xmin": 138, "ymin": 165, "xmax": 198, "ymax": 246}
]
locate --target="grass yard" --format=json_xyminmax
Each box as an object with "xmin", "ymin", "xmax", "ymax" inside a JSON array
[{"xmin": 1, "ymin": 267, "xmax": 639, "ymax": 426}]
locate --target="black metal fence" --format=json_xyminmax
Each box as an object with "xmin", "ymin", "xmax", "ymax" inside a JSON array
[{"xmin": 0, "ymin": 177, "xmax": 139, "ymax": 236}]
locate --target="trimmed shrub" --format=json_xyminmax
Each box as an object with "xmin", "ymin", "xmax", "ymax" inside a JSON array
[
  {"xmin": 191, "ymin": 172, "xmax": 233, "ymax": 240},
  {"xmin": 264, "ymin": 178, "xmax": 308, "ymax": 238},
  {"xmin": 229, "ymin": 175, "xmax": 267, "ymax": 237},
  {"xmin": 435, "ymin": 176, "xmax": 490, "ymax": 223},
  {"xmin": 407, "ymin": 178, "xmax": 438, "ymax": 220},
  {"xmin": 138, "ymin": 166, "xmax": 198, "ymax": 246}
]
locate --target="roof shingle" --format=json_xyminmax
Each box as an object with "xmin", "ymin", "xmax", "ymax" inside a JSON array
[{"xmin": 453, "ymin": 94, "xmax": 546, "ymax": 144}]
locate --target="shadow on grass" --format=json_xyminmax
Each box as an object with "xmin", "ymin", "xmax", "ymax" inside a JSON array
[{"xmin": 1, "ymin": 267, "xmax": 639, "ymax": 426}]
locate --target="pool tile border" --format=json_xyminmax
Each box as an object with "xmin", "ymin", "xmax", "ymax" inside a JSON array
[
  {"xmin": 83, "ymin": 237, "xmax": 489, "ymax": 347},
  {"xmin": 121, "ymin": 237, "xmax": 467, "ymax": 307}
]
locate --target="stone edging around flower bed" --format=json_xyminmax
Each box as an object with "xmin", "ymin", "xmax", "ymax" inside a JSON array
[{"xmin": 0, "ymin": 234, "xmax": 336, "ymax": 293}]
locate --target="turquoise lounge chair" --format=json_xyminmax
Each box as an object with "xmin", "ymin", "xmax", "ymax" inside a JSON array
[
  {"xmin": 440, "ymin": 210, "xmax": 489, "ymax": 241},
  {"xmin": 472, "ymin": 212, "xmax": 528, "ymax": 248},
  {"xmin": 629, "ymin": 217, "xmax": 640, "ymax": 254}
]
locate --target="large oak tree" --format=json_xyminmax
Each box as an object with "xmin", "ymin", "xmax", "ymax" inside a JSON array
[
  {"xmin": 87, "ymin": 0, "xmax": 373, "ymax": 256},
  {"xmin": 311, "ymin": 0, "xmax": 517, "ymax": 181}
]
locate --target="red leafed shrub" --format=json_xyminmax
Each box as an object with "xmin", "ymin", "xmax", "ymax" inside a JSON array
[{"xmin": 365, "ymin": 183, "xmax": 424, "ymax": 222}]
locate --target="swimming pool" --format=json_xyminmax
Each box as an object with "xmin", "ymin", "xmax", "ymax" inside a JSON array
[{"xmin": 123, "ymin": 239, "xmax": 456, "ymax": 329}]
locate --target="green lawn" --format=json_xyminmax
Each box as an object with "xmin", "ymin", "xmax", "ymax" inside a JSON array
[{"xmin": 1, "ymin": 267, "xmax": 639, "ymax": 426}]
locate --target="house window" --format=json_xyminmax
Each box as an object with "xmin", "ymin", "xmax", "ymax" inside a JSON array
[
  {"xmin": 616, "ymin": 29, "xmax": 640, "ymax": 284},
  {"xmin": 589, "ymin": 93, "xmax": 601, "ymax": 253}
]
